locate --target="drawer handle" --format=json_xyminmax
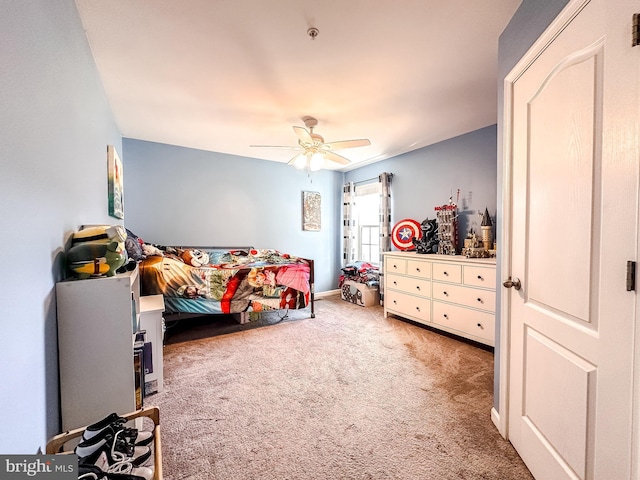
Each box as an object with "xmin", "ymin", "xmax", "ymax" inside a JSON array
[
  {"xmin": 393, "ymin": 300, "xmax": 397, "ymax": 304},
  {"xmin": 477, "ymin": 297, "xmax": 483, "ymax": 303},
  {"xmin": 416, "ymin": 306, "xmax": 421, "ymax": 312},
  {"xmin": 477, "ymin": 275, "xmax": 484, "ymax": 281},
  {"xmin": 416, "ymin": 286, "xmax": 420, "ymax": 291},
  {"xmin": 477, "ymin": 323, "xmax": 483, "ymax": 329},
  {"xmin": 393, "ymin": 281, "xmax": 398, "ymax": 285},
  {"xmin": 443, "ymin": 313, "xmax": 448, "ymax": 319},
  {"xmin": 443, "ymin": 291, "xmax": 448, "ymax": 296},
  {"xmin": 416, "ymin": 268, "xmax": 421, "ymax": 272},
  {"xmin": 443, "ymin": 271, "xmax": 449, "ymax": 276},
  {"xmin": 393, "ymin": 264, "xmax": 398, "ymax": 269}
]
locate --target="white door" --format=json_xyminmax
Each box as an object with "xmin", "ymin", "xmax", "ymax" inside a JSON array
[{"xmin": 505, "ymin": 0, "xmax": 639, "ymax": 479}]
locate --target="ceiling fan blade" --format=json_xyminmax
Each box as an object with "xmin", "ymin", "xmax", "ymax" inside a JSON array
[
  {"xmin": 293, "ymin": 126, "xmax": 313, "ymax": 145},
  {"xmin": 324, "ymin": 139, "xmax": 371, "ymax": 150},
  {"xmin": 323, "ymin": 150, "xmax": 351, "ymax": 165}
]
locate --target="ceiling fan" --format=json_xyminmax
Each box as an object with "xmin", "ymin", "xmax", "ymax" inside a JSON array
[{"xmin": 250, "ymin": 116, "xmax": 371, "ymax": 171}]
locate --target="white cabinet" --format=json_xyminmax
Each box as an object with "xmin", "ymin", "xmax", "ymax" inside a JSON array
[
  {"xmin": 139, "ymin": 295, "xmax": 165, "ymax": 394},
  {"xmin": 56, "ymin": 267, "xmax": 140, "ymax": 431},
  {"xmin": 383, "ymin": 252, "xmax": 496, "ymax": 347}
]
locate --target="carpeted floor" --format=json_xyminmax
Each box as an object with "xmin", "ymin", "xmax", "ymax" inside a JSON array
[{"xmin": 148, "ymin": 295, "xmax": 533, "ymax": 480}]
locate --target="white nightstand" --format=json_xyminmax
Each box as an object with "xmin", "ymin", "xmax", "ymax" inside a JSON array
[
  {"xmin": 56, "ymin": 268, "xmax": 140, "ymax": 431},
  {"xmin": 139, "ymin": 294, "xmax": 165, "ymax": 394}
]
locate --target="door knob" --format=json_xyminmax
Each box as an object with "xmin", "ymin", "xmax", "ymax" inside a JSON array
[{"xmin": 503, "ymin": 277, "xmax": 522, "ymax": 290}]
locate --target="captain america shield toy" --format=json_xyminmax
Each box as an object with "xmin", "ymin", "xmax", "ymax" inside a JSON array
[{"xmin": 391, "ymin": 219, "xmax": 422, "ymax": 250}]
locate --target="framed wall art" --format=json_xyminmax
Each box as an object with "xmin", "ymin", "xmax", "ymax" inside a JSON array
[
  {"xmin": 302, "ymin": 191, "xmax": 321, "ymax": 231},
  {"xmin": 107, "ymin": 145, "xmax": 124, "ymax": 219}
]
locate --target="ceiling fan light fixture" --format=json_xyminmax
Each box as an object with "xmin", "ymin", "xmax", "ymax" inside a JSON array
[
  {"xmin": 292, "ymin": 153, "xmax": 308, "ymax": 170},
  {"xmin": 309, "ymin": 152, "xmax": 324, "ymax": 171},
  {"xmin": 291, "ymin": 150, "xmax": 324, "ymax": 171}
]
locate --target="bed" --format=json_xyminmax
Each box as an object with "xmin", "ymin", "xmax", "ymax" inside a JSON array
[{"xmin": 138, "ymin": 246, "xmax": 315, "ymax": 322}]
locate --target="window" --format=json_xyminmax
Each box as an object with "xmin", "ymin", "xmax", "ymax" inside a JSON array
[
  {"xmin": 359, "ymin": 224, "xmax": 380, "ymax": 264},
  {"xmin": 354, "ymin": 182, "xmax": 381, "ymax": 265}
]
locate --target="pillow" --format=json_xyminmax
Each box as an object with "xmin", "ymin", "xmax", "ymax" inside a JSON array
[
  {"xmin": 142, "ymin": 243, "xmax": 163, "ymax": 257},
  {"xmin": 180, "ymin": 249, "xmax": 210, "ymax": 267}
]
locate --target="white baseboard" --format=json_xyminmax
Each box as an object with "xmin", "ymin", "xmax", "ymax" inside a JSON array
[
  {"xmin": 491, "ymin": 407, "xmax": 506, "ymax": 439},
  {"xmin": 315, "ymin": 289, "xmax": 340, "ymax": 298}
]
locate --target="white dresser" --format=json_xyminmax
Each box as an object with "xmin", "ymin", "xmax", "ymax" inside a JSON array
[{"xmin": 383, "ymin": 252, "xmax": 496, "ymax": 347}]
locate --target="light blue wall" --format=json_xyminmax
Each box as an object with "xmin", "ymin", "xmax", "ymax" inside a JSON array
[
  {"xmin": 494, "ymin": 0, "xmax": 570, "ymax": 410},
  {"xmin": 123, "ymin": 127, "xmax": 497, "ymax": 295},
  {"xmin": 0, "ymin": 1, "xmax": 122, "ymax": 453},
  {"xmin": 122, "ymin": 139, "xmax": 343, "ymax": 293},
  {"xmin": 346, "ymin": 126, "xmax": 498, "ymax": 238}
]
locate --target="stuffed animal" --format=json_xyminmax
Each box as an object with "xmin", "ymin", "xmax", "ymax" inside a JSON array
[{"xmin": 67, "ymin": 225, "xmax": 127, "ymax": 278}]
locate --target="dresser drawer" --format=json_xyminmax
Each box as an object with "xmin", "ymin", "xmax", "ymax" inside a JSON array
[
  {"xmin": 463, "ymin": 265, "xmax": 496, "ymax": 289},
  {"xmin": 385, "ymin": 257, "xmax": 407, "ymax": 275},
  {"xmin": 406, "ymin": 259, "xmax": 431, "ymax": 279},
  {"xmin": 387, "ymin": 274, "xmax": 431, "ymax": 297},
  {"xmin": 432, "ymin": 262, "xmax": 462, "ymax": 283},
  {"xmin": 385, "ymin": 290, "xmax": 431, "ymax": 323},
  {"xmin": 432, "ymin": 301, "xmax": 495, "ymax": 344},
  {"xmin": 431, "ymin": 283, "xmax": 496, "ymax": 312}
]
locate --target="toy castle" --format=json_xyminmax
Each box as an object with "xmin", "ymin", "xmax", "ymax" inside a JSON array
[{"xmin": 461, "ymin": 207, "xmax": 496, "ymax": 258}]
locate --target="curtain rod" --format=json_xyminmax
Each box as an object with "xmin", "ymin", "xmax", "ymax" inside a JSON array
[{"xmin": 353, "ymin": 172, "xmax": 393, "ymax": 185}]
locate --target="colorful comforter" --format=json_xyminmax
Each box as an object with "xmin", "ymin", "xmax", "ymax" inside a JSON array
[{"xmin": 139, "ymin": 248, "xmax": 311, "ymax": 315}]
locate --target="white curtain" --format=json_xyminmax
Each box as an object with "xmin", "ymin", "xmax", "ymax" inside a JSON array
[
  {"xmin": 378, "ymin": 172, "xmax": 393, "ymax": 305},
  {"xmin": 342, "ymin": 182, "xmax": 356, "ymax": 267}
]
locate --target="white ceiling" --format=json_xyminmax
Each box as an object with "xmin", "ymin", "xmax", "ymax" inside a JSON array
[{"xmin": 75, "ymin": 0, "xmax": 520, "ymax": 171}]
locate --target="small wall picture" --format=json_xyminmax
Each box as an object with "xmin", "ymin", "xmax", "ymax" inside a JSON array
[
  {"xmin": 302, "ymin": 191, "xmax": 321, "ymax": 231},
  {"xmin": 107, "ymin": 145, "xmax": 124, "ymax": 219}
]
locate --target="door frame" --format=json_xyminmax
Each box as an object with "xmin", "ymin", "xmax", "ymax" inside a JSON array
[{"xmin": 496, "ymin": 4, "xmax": 640, "ymax": 477}]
